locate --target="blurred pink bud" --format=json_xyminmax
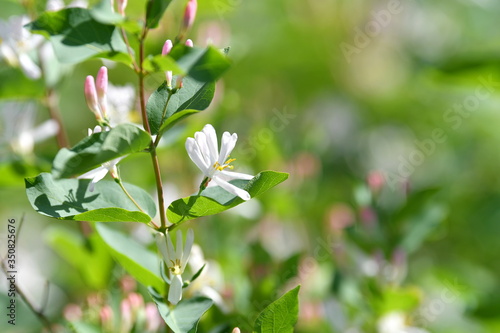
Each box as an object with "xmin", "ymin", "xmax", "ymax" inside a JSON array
[
  {"xmin": 326, "ymin": 203, "xmax": 354, "ymax": 233},
  {"xmin": 118, "ymin": 0, "xmax": 127, "ymax": 16},
  {"xmin": 127, "ymin": 292, "xmax": 144, "ymax": 311},
  {"xmin": 120, "ymin": 299, "xmax": 133, "ymax": 332},
  {"xmin": 162, "ymin": 39, "xmax": 173, "ymax": 56},
  {"xmin": 100, "ymin": 305, "xmax": 114, "ymax": 330},
  {"xmin": 183, "ymin": 0, "xmax": 197, "ymax": 32},
  {"xmin": 166, "ymin": 71, "xmax": 173, "ymax": 88},
  {"xmin": 367, "ymin": 171, "xmax": 385, "ymax": 193},
  {"xmin": 120, "ymin": 275, "xmax": 137, "ymax": 293},
  {"xmin": 63, "ymin": 304, "xmax": 82, "ymax": 322},
  {"xmin": 185, "ymin": 39, "xmax": 194, "ymax": 47},
  {"xmin": 175, "ymin": 76, "xmax": 184, "ymax": 89},
  {"xmin": 360, "ymin": 207, "xmax": 377, "ymax": 228},
  {"xmin": 145, "ymin": 303, "xmax": 162, "ymax": 332},
  {"xmin": 232, "ymin": 328, "xmax": 241, "ymax": 333},
  {"xmin": 96, "ymin": 66, "xmax": 108, "ymax": 119},
  {"xmin": 84, "ymin": 76, "xmax": 102, "ymax": 121}
]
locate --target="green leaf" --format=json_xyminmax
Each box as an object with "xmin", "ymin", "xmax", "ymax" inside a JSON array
[
  {"xmin": 51, "ymin": 124, "xmax": 151, "ymax": 179},
  {"xmin": 69, "ymin": 321, "xmax": 101, "ymax": 333},
  {"xmin": 146, "ymin": 0, "xmax": 173, "ymax": 29},
  {"xmin": 25, "ymin": 173, "xmax": 156, "ymax": 222},
  {"xmin": 96, "ymin": 223, "xmax": 166, "ymax": 294},
  {"xmin": 149, "ymin": 287, "xmax": 213, "ymax": 333},
  {"xmin": 167, "ymin": 171, "xmax": 288, "ymax": 224},
  {"xmin": 253, "ymin": 286, "xmax": 300, "ymax": 333},
  {"xmin": 90, "ymin": 0, "xmax": 124, "ymax": 25},
  {"xmin": 143, "ymin": 55, "xmax": 184, "ymax": 74},
  {"xmin": 146, "ymin": 77, "xmax": 215, "ymax": 135},
  {"xmin": 169, "ymin": 45, "xmax": 231, "ymax": 82},
  {"xmin": 0, "ymin": 66, "xmax": 44, "ymax": 98},
  {"xmin": 45, "ymin": 227, "xmax": 112, "ymax": 289},
  {"xmin": 27, "ymin": 7, "xmax": 129, "ymax": 64}
]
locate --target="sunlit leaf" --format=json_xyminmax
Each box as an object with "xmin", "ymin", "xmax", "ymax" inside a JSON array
[{"xmin": 253, "ymin": 285, "xmax": 300, "ymax": 333}]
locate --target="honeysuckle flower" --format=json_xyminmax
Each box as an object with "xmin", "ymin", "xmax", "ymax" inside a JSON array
[
  {"xmin": 84, "ymin": 67, "xmax": 110, "ymax": 123},
  {"xmin": 185, "ymin": 39, "xmax": 194, "ymax": 47},
  {"xmin": 183, "ymin": 0, "xmax": 197, "ymax": 32},
  {"xmin": 162, "ymin": 39, "xmax": 173, "ymax": 88},
  {"xmin": 186, "ymin": 124, "xmax": 254, "ymax": 200},
  {"xmin": 0, "ymin": 102, "xmax": 58, "ymax": 158},
  {"xmin": 0, "ymin": 16, "xmax": 43, "ymax": 79},
  {"xmin": 77, "ymin": 126, "xmax": 124, "ymax": 192},
  {"xmin": 155, "ymin": 229, "xmax": 194, "ymax": 305},
  {"xmin": 118, "ymin": 0, "xmax": 128, "ymax": 16}
]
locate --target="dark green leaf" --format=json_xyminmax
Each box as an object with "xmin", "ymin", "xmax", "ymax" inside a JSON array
[
  {"xmin": 146, "ymin": 77, "xmax": 215, "ymax": 135},
  {"xmin": 167, "ymin": 171, "xmax": 288, "ymax": 224},
  {"xmin": 169, "ymin": 45, "xmax": 231, "ymax": 82},
  {"xmin": 25, "ymin": 173, "xmax": 156, "ymax": 222},
  {"xmin": 27, "ymin": 7, "xmax": 128, "ymax": 64},
  {"xmin": 51, "ymin": 124, "xmax": 151, "ymax": 179},
  {"xmin": 96, "ymin": 223, "xmax": 166, "ymax": 293},
  {"xmin": 149, "ymin": 287, "xmax": 213, "ymax": 333},
  {"xmin": 146, "ymin": 0, "xmax": 173, "ymax": 29},
  {"xmin": 253, "ymin": 286, "xmax": 300, "ymax": 333}
]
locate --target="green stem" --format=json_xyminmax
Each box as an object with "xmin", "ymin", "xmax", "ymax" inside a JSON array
[
  {"xmin": 138, "ymin": 28, "xmax": 168, "ymax": 231},
  {"xmin": 120, "ymin": 27, "xmax": 139, "ymax": 73},
  {"xmin": 116, "ymin": 178, "xmax": 145, "ymax": 213}
]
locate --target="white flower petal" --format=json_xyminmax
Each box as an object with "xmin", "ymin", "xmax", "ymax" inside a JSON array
[
  {"xmin": 213, "ymin": 176, "xmax": 250, "ymax": 201},
  {"xmin": 181, "ymin": 229, "xmax": 194, "ymax": 271},
  {"xmin": 155, "ymin": 233, "xmax": 170, "ymax": 263},
  {"xmin": 203, "ymin": 124, "xmax": 218, "ymax": 163},
  {"xmin": 218, "ymin": 132, "xmax": 237, "ymax": 165},
  {"xmin": 78, "ymin": 166, "xmax": 106, "ymax": 180},
  {"xmin": 168, "ymin": 274, "xmax": 184, "ymax": 305},
  {"xmin": 186, "ymin": 137, "xmax": 209, "ymax": 173},
  {"xmin": 219, "ymin": 170, "xmax": 254, "ymax": 181},
  {"xmin": 31, "ymin": 119, "xmax": 59, "ymax": 143},
  {"xmin": 194, "ymin": 131, "xmax": 212, "ymax": 166},
  {"xmin": 18, "ymin": 53, "xmax": 41, "ymax": 79},
  {"xmin": 166, "ymin": 232, "xmax": 176, "ymax": 264},
  {"xmin": 175, "ymin": 229, "xmax": 183, "ymax": 261}
]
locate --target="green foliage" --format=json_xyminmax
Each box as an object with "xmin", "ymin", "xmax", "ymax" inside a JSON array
[
  {"xmin": 169, "ymin": 45, "xmax": 232, "ymax": 82},
  {"xmin": 167, "ymin": 171, "xmax": 289, "ymax": 224},
  {"xmin": 0, "ymin": 67, "xmax": 44, "ymax": 98},
  {"xmin": 253, "ymin": 286, "xmax": 300, "ymax": 333},
  {"xmin": 146, "ymin": 78, "xmax": 215, "ymax": 136},
  {"xmin": 27, "ymin": 7, "xmax": 129, "ymax": 64},
  {"xmin": 51, "ymin": 124, "xmax": 151, "ymax": 179},
  {"xmin": 45, "ymin": 227, "xmax": 112, "ymax": 289},
  {"xmin": 143, "ymin": 55, "xmax": 184, "ymax": 74},
  {"xmin": 96, "ymin": 223, "xmax": 166, "ymax": 293},
  {"xmin": 145, "ymin": 0, "xmax": 172, "ymax": 29},
  {"xmin": 25, "ymin": 173, "xmax": 156, "ymax": 222},
  {"xmin": 149, "ymin": 287, "xmax": 213, "ymax": 333}
]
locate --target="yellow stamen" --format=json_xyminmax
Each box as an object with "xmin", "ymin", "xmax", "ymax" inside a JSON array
[
  {"xmin": 169, "ymin": 259, "xmax": 182, "ymax": 275},
  {"xmin": 214, "ymin": 158, "xmax": 237, "ymax": 171}
]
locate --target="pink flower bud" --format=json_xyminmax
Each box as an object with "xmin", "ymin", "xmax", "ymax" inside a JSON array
[
  {"xmin": 120, "ymin": 299, "xmax": 133, "ymax": 332},
  {"xmin": 232, "ymin": 328, "xmax": 241, "ymax": 333},
  {"xmin": 183, "ymin": 0, "xmax": 197, "ymax": 32},
  {"xmin": 185, "ymin": 39, "xmax": 194, "ymax": 47},
  {"xmin": 118, "ymin": 0, "xmax": 127, "ymax": 16},
  {"xmin": 100, "ymin": 305, "xmax": 114, "ymax": 331},
  {"xmin": 166, "ymin": 71, "xmax": 173, "ymax": 88},
  {"xmin": 145, "ymin": 303, "xmax": 162, "ymax": 332},
  {"xmin": 127, "ymin": 292, "xmax": 144, "ymax": 311},
  {"xmin": 63, "ymin": 304, "xmax": 82, "ymax": 322},
  {"xmin": 120, "ymin": 275, "xmax": 136, "ymax": 293},
  {"xmin": 96, "ymin": 66, "xmax": 109, "ymax": 119},
  {"xmin": 84, "ymin": 76, "xmax": 102, "ymax": 121},
  {"xmin": 162, "ymin": 39, "xmax": 173, "ymax": 56},
  {"xmin": 175, "ymin": 76, "xmax": 184, "ymax": 89}
]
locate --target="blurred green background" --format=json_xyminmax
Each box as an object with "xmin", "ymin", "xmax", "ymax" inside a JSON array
[{"xmin": 2, "ymin": 0, "xmax": 500, "ymax": 332}]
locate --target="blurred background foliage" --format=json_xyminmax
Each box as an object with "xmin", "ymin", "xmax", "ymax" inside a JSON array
[{"xmin": 1, "ymin": 0, "xmax": 500, "ymax": 332}]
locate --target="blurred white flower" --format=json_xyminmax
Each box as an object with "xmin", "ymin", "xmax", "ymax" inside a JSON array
[
  {"xmin": 186, "ymin": 124, "xmax": 254, "ymax": 200},
  {"xmin": 106, "ymin": 83, "xmax": 136, "ymax": 126},
  {"xmin": 0, "ymin": 102, "xmax": 58, "ymax": 158},
  {"xmin": 377, "ymin": 312, "xmax": 429, "ymax": 333},
  {"xmin": 0, "ymin": 16, "xmax": 43, "ymax": 79},
  {"xmin": 188, "ymin": 244, "xmax": 229, "ymax": 313},
  {"xmin": 156, "ymin": 229, "xmax": 194, "ymax": 305},
  {"xmin": 77, "ymin": 126, "xmax": 123, "ymax": 191}
]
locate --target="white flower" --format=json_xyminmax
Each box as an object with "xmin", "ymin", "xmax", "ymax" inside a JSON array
[
  {"xmin": 185, "ymin": 124, "xmax": 254, "ymax": 200},
  {"xmin": 0, "ymin": 16, "xmax": 43, "ymax": 79},
  {"xmin": 0, "ymin": 101, "xmax": 58, "ymax": 158},
  {"xmin": 377, "ymin": 312, "xmax": 429, "ymax": 333},
  {"xmin": 155, "ymin": 229, "xmax": 194, "ymax": 305},
  {"xmin": 106, "ymin": 83, "xmax": 136, "ymax": 126},
  {"xmin": 77, "ymin": 126, "xmax": 123, "ymax": 192}
]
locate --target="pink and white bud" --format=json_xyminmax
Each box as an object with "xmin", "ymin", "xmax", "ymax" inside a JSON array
[
  {"xmin": 166, "ymin": 71, "xmax": 173, "ymax": 88},
  {"xmin": 84, "ymin": 76, "xmax": 102, "ymax": 121},
  {"xmin": 175, "ymin": 76, "xmax": 184, "ymax": 89},
  {"xmin": 183, "ymin": 0, "xmax": 197, "ymax": 32},
  {"xmin": 127, "ymin": 292, "xmax": 144, "ymax": 312},
  {"xmin": 100, "ymin": 305, "xmax": 114, "ymax": 331},
  {"xmin": 145, "ymin": 303, "xmax": 162, "ymax": 332},
  {"xmin": 185, "ymin": 39, "xmax": 194, "ymax": 47},
  {"xmin": 118, "ymin": 0, "xmax": 127, "ymax": 16},
  {"xmin": 232, "ymin": 328, "xmax": 241, "ymax": 333},
  {"xmin": 120, "ymin": 299, "xmax": 133, "ymax": 332},
  {"xmin": 162, "ymin": 39, "xmax": 173, "ymax": 56},
  {"xmin": 120, "ymin": 275, "xmax": 136, "ymax": 293},
  {"xmin": 96, "ymin": 66, "xmax": 109, "ymax": 119}
]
